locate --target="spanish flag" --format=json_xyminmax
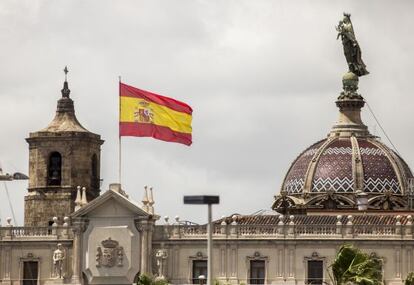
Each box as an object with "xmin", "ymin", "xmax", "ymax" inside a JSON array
[{"xmin": 119, "ymin": 83, "xmax": 192, "ymax": 146}]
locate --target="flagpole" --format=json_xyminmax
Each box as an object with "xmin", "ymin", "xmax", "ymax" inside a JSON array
[{"xmin": 118, "ymin": 76, "xmax": 122, "ymax": 185}]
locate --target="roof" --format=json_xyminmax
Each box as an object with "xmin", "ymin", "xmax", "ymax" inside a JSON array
[
  {"xmin": 282, "ymin": 137, "xmax": 412, "ymax": 195},
  {"xmin": 41, "ymin": 102, "xmax": 89, "ymax": 132},
  {"xmin": 30, "ymin": 80, "xmax": 100, "ymax": 137}
]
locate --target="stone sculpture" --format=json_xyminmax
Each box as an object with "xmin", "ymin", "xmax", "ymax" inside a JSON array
[
  {"xmin": 155, "ymin": 248, "xmax": 168, "ymax": 279},
  {"xmin": 96, "ymin": 237, "xmax": 124, "ymax": 267},
  {"xmin": 53, "ymin": 243, "xmax": 66, "ymax": 279},
  {"xmin": 336, "ymin": 13, "xmax": 369, "ymax": 77}
]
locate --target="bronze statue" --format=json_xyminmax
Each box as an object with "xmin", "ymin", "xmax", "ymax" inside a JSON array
[{"xmin": 336, "ymin": 13, "xmax": 369, "ymax": 76}]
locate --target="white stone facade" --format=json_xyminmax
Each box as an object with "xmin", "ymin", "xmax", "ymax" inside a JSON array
[
  {"xmin": 1, "ymin": 208, "xmax": 413, "ymax": 284},
  {"xmin": 152, "ymin": 217, "xmax": 414, "ymax": 285}
]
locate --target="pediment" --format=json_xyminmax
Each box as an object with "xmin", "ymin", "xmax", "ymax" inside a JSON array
[{"xmin": 72, "ymin": 189, "xmax": 150, "ymax": 218}]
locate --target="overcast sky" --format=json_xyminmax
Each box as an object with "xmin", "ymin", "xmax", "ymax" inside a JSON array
[{"xmin": 1, "ymin": 1, "xmax": 414, "ymax": 225}]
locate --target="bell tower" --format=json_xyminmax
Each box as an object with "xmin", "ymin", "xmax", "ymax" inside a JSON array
[{"xmin": 24, "ymin": 67, "xmax": 104, "ymax": 226}]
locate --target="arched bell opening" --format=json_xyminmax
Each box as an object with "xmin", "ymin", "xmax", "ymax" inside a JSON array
[{"xmin": 47, "ymin": 151, "xmax": 62, "ymax": 186}]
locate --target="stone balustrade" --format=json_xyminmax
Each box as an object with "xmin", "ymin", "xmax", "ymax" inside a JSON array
[
  {"xmin": 0, "ymin": 216, "xmax": 74, "ymax": 240},
  {"xmin": 0, "ymin": 226, "xmax": 74, "ymax": 240},
  {"xmin": 154, "ymin": 220, "xmax": 413, "ymax": 240}
]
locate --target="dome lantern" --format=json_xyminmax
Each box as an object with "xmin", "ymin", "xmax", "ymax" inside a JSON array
[{"xmin": 330, "ymin": 72, "xmax": 369, "ymax": 138}]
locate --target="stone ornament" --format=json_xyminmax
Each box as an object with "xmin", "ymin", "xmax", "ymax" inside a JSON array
[
  {"xmin": 155, "ymin": 249, "xmax": 168, "ymax": 278},
  {"xmin": 336, "ymin": 13, "xmax": 369, "ymax": 77},
  {"xmin": 53, "ymin": 243, "xmax": 66, "ymax": 279},
  {"xmin": 96, "ymin": 237, "xmax": 124, "ymax": 268}
]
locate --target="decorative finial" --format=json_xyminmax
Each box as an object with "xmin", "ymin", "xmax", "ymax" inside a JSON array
[
  {"xmin": 61, "ymin": 66, "xmax": 71, "ymax": 98},
  {"xmin": 81, "ymin": 186, "xmax": 88, "ymax": 206}
]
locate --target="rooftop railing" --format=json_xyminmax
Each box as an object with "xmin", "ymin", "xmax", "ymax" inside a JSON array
[
  {"xmin": 154, "ymin": 214, "xmax": 413, "ymax": 240},
  {"xmin": 0, "ymin": 226, "xmax": 74, "ymax": 240},
  {"xmin": 0, "ymin": 217, "xmax": 74, "ymax": 240}
]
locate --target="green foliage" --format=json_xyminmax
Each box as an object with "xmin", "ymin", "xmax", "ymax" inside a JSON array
[
  {"xmin": 137, "ymin": 274, "xmax": 154, "ymax": 285},
  {"xmin": 136, "ymin": 273, "xmax": 169, "ymax": 285},
  {"xmin": 154, "ymin": 278, "xmax": 169, "ymax": 285},
  {"xmin": 405, "ymin": 272, "xmax": 414, "ymax": 285},
  {"xmin": 330, "ymin": 244, "xmax": 383, "ymax": 285}
]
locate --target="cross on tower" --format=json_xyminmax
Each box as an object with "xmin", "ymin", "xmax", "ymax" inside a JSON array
[
  {"xmin": 61, "ymin": 66, "xmax": 70, "ymax": 98},
  {"xmin": 64, "ymin": 66, "xmax": 69, "ymax": 82}
]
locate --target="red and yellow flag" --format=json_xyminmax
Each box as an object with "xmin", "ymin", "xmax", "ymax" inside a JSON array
[{"xmin": 119, "ymin": 83, "xmax": 192, "ymax": 146}]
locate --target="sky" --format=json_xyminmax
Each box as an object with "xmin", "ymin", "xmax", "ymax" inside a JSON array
[{"xmin": 0, "ymin": 0, "xmax": 413, "ymax": 225}]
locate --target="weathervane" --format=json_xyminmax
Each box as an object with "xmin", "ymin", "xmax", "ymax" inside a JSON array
[{"xmin": 336, "ymin": 13, "xmax": 369, "ymax": 77}]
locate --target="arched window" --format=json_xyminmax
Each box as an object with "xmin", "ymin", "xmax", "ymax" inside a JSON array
[
  {"xmin": 91, "ymin": 154, "xmax": 99, "ymax": 189},
  {"xmin": 48, "ymin": 152, "xmax": 62, "ymax": 186}
]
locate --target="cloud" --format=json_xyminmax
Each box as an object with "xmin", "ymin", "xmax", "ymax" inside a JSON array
[{"xmin": 0, "ymin": 0, "xmax": 413, "ymax": 225}]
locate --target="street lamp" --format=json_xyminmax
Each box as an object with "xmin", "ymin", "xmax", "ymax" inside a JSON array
[
  {"xmin": 0, "ymin": 168, "xmax": 29, "ymax": 181},
  {"xmin": 0, "ymin": 168, "xmax": 28, "ymax": 226},
  {"xmin": 184, "ymin": 195, "xmax": 220, "ymax": 285}
]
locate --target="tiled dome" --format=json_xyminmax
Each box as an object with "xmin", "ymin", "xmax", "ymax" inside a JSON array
[
  {"xmin": 282, "ymin": 137, "xmax": 412, "ymax": 195},
  {"xmin": 273, "ymin": 72, "xmax": 413, "ymax": 213}
]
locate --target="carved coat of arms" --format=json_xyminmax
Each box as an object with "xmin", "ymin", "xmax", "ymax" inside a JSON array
[
  {"xmin": 96, "ymin": 238, "xmax": 124, "ymax": 268},
  {"xmin": 134, "ymin": 101, "xmax": 154, "ymax": 123}
]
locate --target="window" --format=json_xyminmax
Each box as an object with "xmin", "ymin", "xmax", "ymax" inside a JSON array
[
  {"xmin": 250, "ymin": 260, "xmax": 265, "ymax": 284},
  {"xmin": 91, "ymin": 154, "xmax": 99, "ymax": 189},
  {"xmin": 48, "ymin": 220, "xmax": 54, "ymax": 234},
  {"xmin": 23, "ymin": 261, "xmax": 38, "ymax": 285},
  {"xmin": 307, "ymin": 260, "xmax": 323, "ymax": 285},
  {"xmin": 47, "ymin": 152, "xmax": 62, "ymax": 186},
  {"xmin": 192, "ymin": 260, "xmax": 207, "ymax": 284}
]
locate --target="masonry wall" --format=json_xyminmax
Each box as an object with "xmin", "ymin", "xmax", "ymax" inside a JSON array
[
  {"xmin": 24, "ymin": 192, "xmax": 73, "ymax": 226},
  {"xmin": 153, "ymin": 229, "xmax": 414, "ymax": 285},
  {"xmin": 0, "ymin": 231, "xmax": 74, "ymax": 285},
  {"xmin": 25, "ymin": 135, "xmax": 102, "ymax": 226}
]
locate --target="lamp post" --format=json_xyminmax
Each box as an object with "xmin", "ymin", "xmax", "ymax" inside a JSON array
[
  {"xmin": 0, "ymin": 168, "xmax": 29, "ymax": 181},
  {"xmin": 0, "ymin": 167, "xmax": 29, "ymax": 226},
  {"xmin": 184, "ymin": 195, "xmax": 220, "ymax": 285}
]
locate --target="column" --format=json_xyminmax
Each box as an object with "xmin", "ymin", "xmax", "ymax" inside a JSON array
[
  {"xmin": 2, "ymin": 246, "xmax": 12, "ymax": 285},
  {"xmin": 71, "ymin": 223, "xmax": 83, "ymax": 284},
  {"xmin": 141, "ymin": 221, "xmax": 149, "ymax": 274},
  {"xmin": 395, "ymin": 247, "xmax": 401, "ymax": 279},
  {"xmin": 146, "ymin": 221, "xmax": 154, "ymax": 274}
]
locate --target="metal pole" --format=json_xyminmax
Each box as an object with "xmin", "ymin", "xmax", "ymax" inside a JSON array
[
  {"xmin": 118, "ymin": 76, "xmax": 122, "ymax": 185},
  {"xmin": 207, "ymin": 203, "xmax": 213, "ymax": 285}
]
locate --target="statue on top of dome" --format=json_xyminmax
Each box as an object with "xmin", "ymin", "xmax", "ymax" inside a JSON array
[{"xmin": 336, "ymin": 13, "xmax": 369, "ymax": 77}]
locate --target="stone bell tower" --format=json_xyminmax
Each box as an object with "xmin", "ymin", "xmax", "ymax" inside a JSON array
[{"xmin": 24, "ymin": 68, "xmax": 104, "ymax": 226}]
